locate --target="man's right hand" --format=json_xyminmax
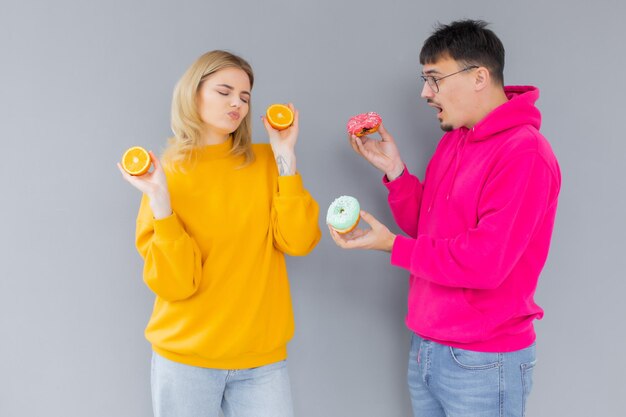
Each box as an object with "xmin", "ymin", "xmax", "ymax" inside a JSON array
[{"xmin": 348, "ymin": 123, "xmax": 404, "ymax": 181}]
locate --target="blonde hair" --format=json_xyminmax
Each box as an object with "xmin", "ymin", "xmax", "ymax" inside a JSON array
[{"xmin": 162, "ymin": 50, "xmax": 255, "ymax": 168}]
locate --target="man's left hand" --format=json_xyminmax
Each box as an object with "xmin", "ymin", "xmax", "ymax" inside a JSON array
[{"xmin": 328, "ymin": 210, "xmax": 396, "ymax": 252}]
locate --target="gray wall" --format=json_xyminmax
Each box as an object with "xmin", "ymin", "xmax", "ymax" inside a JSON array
[{"xmin": 1, "ymin": 1, "xmax": 624, "ymax": 416}]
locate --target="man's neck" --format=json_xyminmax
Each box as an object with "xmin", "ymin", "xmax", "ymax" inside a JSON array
[{"xmin": 467, "ymin": 87, "xmax": 509, "ymax": 129}]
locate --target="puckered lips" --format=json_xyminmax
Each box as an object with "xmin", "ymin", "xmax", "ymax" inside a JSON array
[{"xmin": 227, "ymin": 111, "xmax": 240, "ymax": 121}]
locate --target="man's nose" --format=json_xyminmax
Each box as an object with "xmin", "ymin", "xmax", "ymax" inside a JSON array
[{"xmin": 421, "ymin": 81, "xmax": 435, "ymax": 99}]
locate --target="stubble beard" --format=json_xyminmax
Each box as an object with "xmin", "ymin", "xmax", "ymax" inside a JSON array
[{"xmin": 440, "ymin": 123, "xmax": 454, "ymax": 132}]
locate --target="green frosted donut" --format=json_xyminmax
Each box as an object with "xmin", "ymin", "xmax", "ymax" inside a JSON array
[{"xmin": 326, "ymin": 195, "xmax": 360, "ymax": 233}]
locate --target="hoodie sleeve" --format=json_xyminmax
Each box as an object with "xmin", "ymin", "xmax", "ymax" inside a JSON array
[
  {"xmin": 271, "ymin": 173, "xmax": 322, "ymax": 256},
  {"xmin": 135, "ymin": 194, "xmax": 204, "ymax": 301},
  {"xmin": 383, "ymin": 166, "xmax": 425, "ymax": 238},
  {"xmin": 390, "ymin": 151, "xmax": 559, "ymax": 289}
]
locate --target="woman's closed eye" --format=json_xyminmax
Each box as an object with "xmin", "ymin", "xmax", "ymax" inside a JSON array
[{"xmin": 216, "ymin": 90, "xmax": 249, "ymax": 104}]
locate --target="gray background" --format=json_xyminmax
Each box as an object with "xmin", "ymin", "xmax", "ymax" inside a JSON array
[{"xmin": 1, "ymin": 0, "xmax": 624, "ymax": 416}]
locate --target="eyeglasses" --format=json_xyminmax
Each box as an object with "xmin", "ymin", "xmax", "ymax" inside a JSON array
[{"xmin": 420, "ymin": 65, "xmax": 478, "ymax": 93}]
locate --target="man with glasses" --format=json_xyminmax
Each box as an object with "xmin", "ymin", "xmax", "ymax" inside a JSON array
[{"xmin": 330, "ymin": 20, "xmax": 561, "ymax": 416}]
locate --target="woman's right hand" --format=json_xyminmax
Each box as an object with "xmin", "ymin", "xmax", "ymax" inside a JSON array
[
  {"xmin": 349, "ymin": 123, "xmax": 405, "ymax": 181},
  {"xmin": 117, "ymin": 151, "xmax": 172, "ymax": 219}
]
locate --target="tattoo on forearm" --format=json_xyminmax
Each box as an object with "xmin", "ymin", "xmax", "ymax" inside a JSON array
[{"xmin": 276, "ymin": 155, "xmax": 291, "ymax": 176}]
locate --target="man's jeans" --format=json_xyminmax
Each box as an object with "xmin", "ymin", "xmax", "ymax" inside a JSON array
[
  {"xmin": 408, "ymin": 333, "xmax": 536, "ymax": 417},
  {"xmin": 151, "ymin": 352, "xmax": 294, "ymax": 417}
]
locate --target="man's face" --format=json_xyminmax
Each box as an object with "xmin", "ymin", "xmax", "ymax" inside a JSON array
[{"xmin": 420, "ymin": 56, "xmax": 476, "ymax": 132}]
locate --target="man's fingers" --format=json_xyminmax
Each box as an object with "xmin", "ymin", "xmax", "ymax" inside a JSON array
[
  {"xmin": 328, "ymin": 226, "xmax": 347, "ymax": 247},
  {"xmin": 349, "ymin": 135, "xmax": 363, "ymax": 155},
  {"xmin": 329, "ymin": 225, "xmax": 368, "ymax": 249},
  {"xmin": 378, "ymin": 123, "xmax": 395, "ymax": 143},
  {"xmin": 358, "ymin": 210, "xmax": 382, "ymax": 229},
  {"xmin": 354, "ymin": 136, "xmax": 371, "ymax": 158},
  {"xmin": 345, "ymin": 228, "xmax": 367, "ymax": 240}
]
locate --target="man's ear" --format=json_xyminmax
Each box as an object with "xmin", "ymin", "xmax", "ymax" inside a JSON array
[{"xmin": 475, "ymin": 67, "xmax": 490, "ymax": 91}]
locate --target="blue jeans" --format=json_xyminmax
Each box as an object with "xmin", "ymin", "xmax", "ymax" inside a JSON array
[
  {"xmin": 151, "ymin": 352, "xmax": 294, "ymax": 417},
  {"xmin": 407, "ymin": 333, "xmax": 536, "ymax": 417}
]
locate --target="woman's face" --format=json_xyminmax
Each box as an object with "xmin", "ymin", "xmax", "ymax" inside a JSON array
[{"xmin": 196, "ymin": 67, "xmax": 251, "ymax": 136}]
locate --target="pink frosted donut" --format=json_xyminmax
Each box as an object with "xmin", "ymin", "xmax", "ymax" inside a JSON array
[{"xmin": 346, "ymin": 112, "xmax": 382, "ymax": 137}]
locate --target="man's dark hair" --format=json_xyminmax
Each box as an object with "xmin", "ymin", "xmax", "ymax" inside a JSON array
[{"xmin": 420, "ymin": 20, "xmax": 505, "ymax": 85}]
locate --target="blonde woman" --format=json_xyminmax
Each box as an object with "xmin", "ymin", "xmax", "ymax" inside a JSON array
[{"xmin": 118, "ymin": 50, "xmax": 321, "ymax": 417}]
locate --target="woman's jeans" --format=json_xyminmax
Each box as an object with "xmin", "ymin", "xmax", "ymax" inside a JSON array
[
  {"xmin": 151, "ymin": 352, "xmax": 294, "ymax": 417},
  {"xmin": 408, "ymin": 333, "xmax": 536, "ymax": 417}
]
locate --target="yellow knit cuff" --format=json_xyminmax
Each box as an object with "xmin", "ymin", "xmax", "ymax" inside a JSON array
[
  {"xmin": 153, "ymin": 213, "xmax": 184, "ymax": 241},
  {"xmin": 277, "ymin": 173, "xmax": 304, "ymax": 196}
]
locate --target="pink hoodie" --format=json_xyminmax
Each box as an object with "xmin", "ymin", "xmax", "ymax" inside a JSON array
[{"xmin": 386, "ymin": 86, "xmax": 561, "ymax": 352}]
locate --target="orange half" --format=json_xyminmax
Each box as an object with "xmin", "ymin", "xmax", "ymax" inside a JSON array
[
  {"xmin": 266, "ymin": 104, "xmax": 294, "ymax": 130},
  {"xmin": 121, "ymin": 146, "xmax": 151, "ymax": 176}
]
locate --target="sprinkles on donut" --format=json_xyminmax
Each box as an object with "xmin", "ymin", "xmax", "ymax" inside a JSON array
[
  {"xmin": 326, "ymin": 195, "xmax": 361, "ymax": 234},
  {"xmin": 346, "ymin": 112, "xmax": 382, "ymax": 137}
]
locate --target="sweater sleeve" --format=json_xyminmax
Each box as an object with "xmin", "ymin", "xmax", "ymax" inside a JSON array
[
  {"xmin": 135, "ymin": 194, "xmax": 204, "ymax": 301},
  {"xmin": 390, "ymin": 152, "xmax": 558, "ymax": 289},
  {"xmin": 384, "ymin": 166, "xmax": 424, "ymax": 238},
  {"xmin": 270, "ymin": 173, "xmax": 321, "ymax": 256}
]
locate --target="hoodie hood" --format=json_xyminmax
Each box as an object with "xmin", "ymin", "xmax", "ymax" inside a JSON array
[
  {"xmin": 470, "ymin": 85, "xmax": 541, "ymax": 141},
  {"xmin": 434, "ymin": 86, "xmax": 543, "ymax": 204}
]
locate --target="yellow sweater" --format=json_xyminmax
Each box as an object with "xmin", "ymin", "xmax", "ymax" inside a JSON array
[{"xmin": 135, "ymin": 138, "xmax": 321, "ymax": 369}]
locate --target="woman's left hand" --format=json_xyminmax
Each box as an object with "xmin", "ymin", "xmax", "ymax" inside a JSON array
[{"xmin": 263, "ymin": 102, "xmax": 298, "ymax": 176}]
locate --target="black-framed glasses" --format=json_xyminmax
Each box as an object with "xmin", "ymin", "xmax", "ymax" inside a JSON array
[{"xmin": 420, "ymin": 65, "xmax": 478, "ymax": 93}]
